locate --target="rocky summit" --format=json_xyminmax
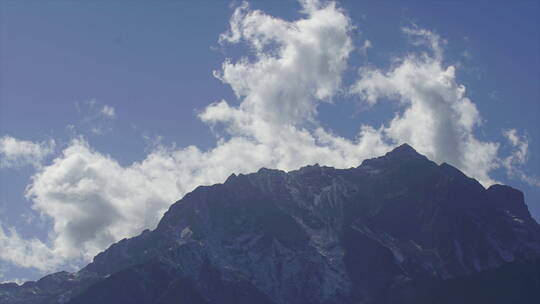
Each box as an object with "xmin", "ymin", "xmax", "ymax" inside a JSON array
[{"xmin": 2, "ymin": 144, "xmax": 539, "ymax": 303}]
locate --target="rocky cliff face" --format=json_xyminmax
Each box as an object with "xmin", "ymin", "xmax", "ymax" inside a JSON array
[{"xmin": 2, "ymin": 144, "xmax": 539, "ymax": 303}]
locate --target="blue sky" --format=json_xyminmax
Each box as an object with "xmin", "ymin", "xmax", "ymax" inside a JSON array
[{"xmin": 0, "ymin": 0, "xmax": 538, "ymax": 283}]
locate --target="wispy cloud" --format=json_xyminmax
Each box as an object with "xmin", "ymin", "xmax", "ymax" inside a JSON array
[
  {"xmin": 101, "ymin": 105, "xmax": 116, "ymax": 119},
  {"xmin": 74, "ymin": 99, "xmax": 116, "ymax": 136},
  {"xmin": 0, "ymin": 136, "xmax": 55, "ymax": 169},
  {"xmin": 502, "ymin": 129, "xmax": 540, "ymax": 187}
]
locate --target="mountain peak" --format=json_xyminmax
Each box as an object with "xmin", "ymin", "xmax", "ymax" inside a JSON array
[
  {"xmin": 358, "ymin": 143, "xmax": 428, "ymax": 169},
  {"xmin": 389, "ymin": 143, "xmax": 419, "ymax": 156},
  {"xmin": 378, "ymin": 143, "xmax": 426, "ymax": 162}
]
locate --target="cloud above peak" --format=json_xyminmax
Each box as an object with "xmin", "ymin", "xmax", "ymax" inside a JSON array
[{"xmin": 351, "ymin": 27, "xmax": 499, "ymax": 185}]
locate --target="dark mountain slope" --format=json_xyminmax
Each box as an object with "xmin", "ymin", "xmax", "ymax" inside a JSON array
[
  {"xmin": 377, "ymin": 258, "xmax": 540, "ymax": 304},
  {"xmin": 2, "ymin": 144, "xmax": 539, "ymax": 303}
]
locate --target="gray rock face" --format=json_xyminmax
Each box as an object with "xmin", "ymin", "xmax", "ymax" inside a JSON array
[{"xmin": 2, "ymin": 144, "xmax": 539, "ymax": 303}]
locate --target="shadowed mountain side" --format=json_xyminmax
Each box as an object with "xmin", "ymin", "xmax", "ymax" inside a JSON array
[{"xmin": 2, "ymin": 144, "xmax": 539, "ymax": 304}]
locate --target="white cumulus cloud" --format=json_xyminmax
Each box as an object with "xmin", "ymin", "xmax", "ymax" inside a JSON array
[
  {"xmin": 351, "ymin": 27, "xmax": 499, "ymax": 185},
  {"xmin": 0, "ymin": 136, "xmax": 55, "ymax": 169}
]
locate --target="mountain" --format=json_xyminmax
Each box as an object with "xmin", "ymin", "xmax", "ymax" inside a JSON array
[{"xmin": 2, "ymin": 144, "xmax": 539, "ymax": 303}]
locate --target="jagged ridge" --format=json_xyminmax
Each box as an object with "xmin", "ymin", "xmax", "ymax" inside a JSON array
[{"xmin": 2, "ymin": 144, "xmax": 539, "ymax": 304}]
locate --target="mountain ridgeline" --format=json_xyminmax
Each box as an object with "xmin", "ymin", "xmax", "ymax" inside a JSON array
[{"xmin": 2, "ymin": 144, "xmax": 539, "ymax": 303}]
